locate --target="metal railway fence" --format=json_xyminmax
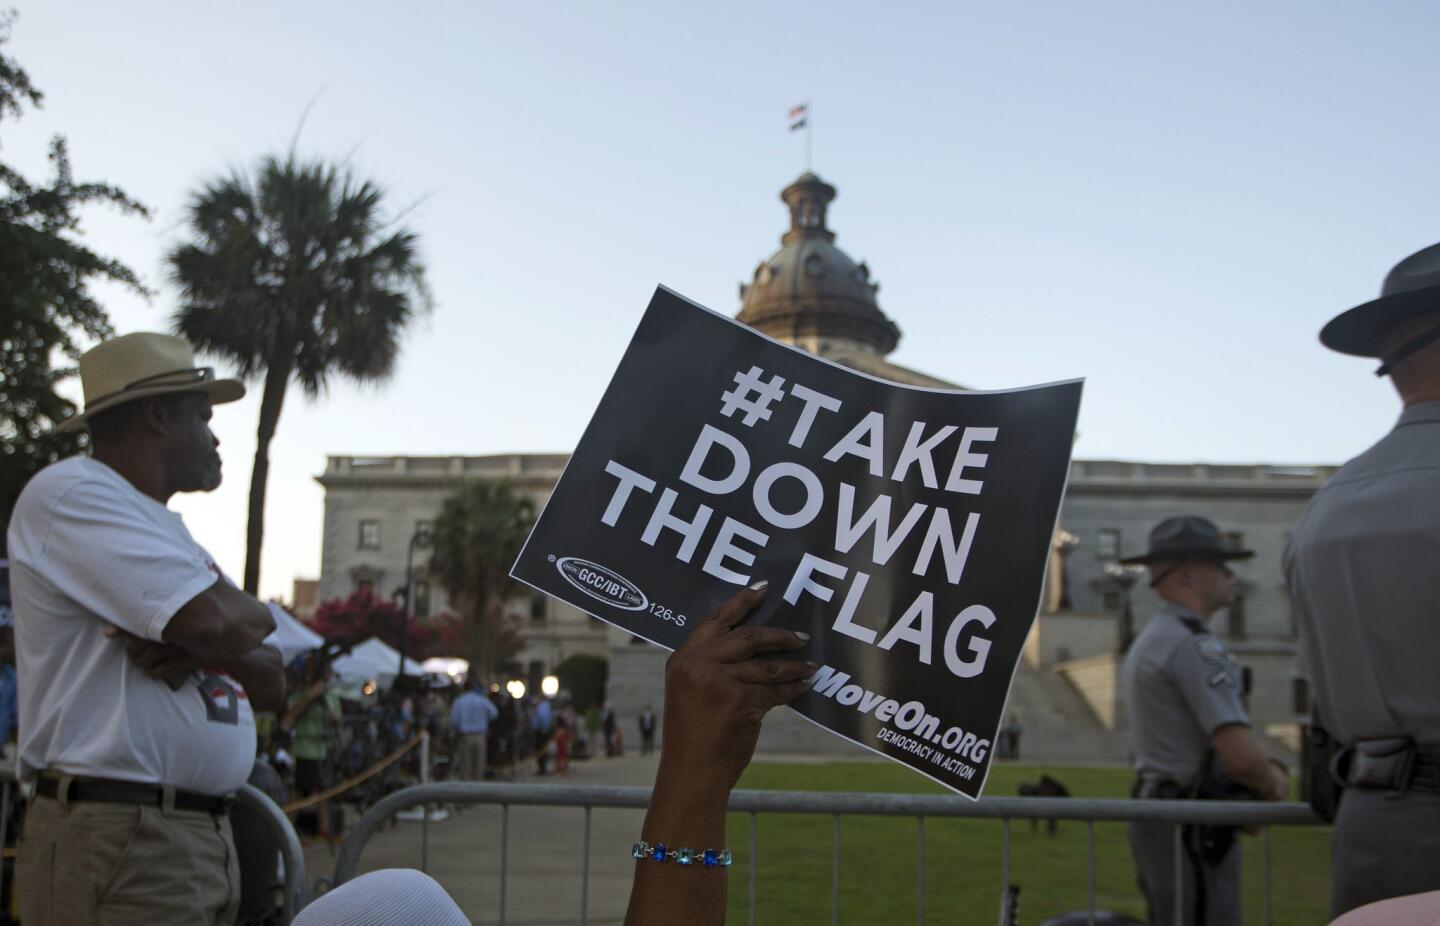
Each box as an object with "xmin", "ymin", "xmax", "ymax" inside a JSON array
[{"xmin": 329, "ymin": 782, "xmax": 1324, "ymax": 926}]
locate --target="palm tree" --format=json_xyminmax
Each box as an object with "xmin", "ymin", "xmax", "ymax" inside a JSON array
[
  {"xmin": 430, "ymin": 481, "xmax": 535, "ymax": 682},
  {"xmin": 168, "ymin": 152, "xmax": 428, "ymax": 593}
]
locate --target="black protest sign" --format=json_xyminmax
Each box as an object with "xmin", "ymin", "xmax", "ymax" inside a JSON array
[{"xmin": 512, "ymin": 287, "xmax": 1082, "ymax": 797}]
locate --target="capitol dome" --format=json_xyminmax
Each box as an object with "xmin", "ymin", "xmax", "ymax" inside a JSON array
[{"xmin": 736, "ymin": 172, "xmax": 901, "ymax": 358}]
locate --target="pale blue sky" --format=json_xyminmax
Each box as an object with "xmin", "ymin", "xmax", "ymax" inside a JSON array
[{"xmin": 9, "ymin": 1, "xmax": 1440, "ymax": 600}]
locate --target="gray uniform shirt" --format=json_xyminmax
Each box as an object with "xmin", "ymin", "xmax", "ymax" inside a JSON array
[
  {"xmin": 1121, "ymin": 602, "xmax": 1249, "ymax": 781},
  {"xmin": 1284, "ymin": 400, "xmax": 1440, "ymax": 748}
]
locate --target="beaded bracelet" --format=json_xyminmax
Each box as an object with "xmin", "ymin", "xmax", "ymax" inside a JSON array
[{"xmin": 632, "ymin": 840, "xmax": 733, "ymax": 868}]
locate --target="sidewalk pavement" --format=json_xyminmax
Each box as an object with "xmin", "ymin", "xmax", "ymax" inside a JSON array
[{"xmin": 301, "ymin": 750, "xmax": 662, "ymax": 926}]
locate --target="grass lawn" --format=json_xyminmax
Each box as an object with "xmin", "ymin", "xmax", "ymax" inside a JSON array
[{"xmin": 723, "ymin": 762, "xmax": 1331, "ymax": 925}]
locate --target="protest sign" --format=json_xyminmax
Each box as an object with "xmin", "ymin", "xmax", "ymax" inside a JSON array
[{"xmin": 512, "ymin": 287, "xmax": 1082, "ymax": 797}]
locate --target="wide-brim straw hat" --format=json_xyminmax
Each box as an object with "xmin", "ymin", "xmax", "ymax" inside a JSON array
[
  {"xmin": 1321, "ymin": 241, "xmax": 1440, "ymax": 358},
  {"xmin": 1119, "ymin": 515, "xmax": 1255, "ymax": 566},
  {"xmin": 55, "ymin": 332, "xmax": 244, "ymax": 433}
]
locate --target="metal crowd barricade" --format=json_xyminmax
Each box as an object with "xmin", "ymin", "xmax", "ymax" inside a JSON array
[
  {"xmin": 0, "ymin": 765, "xmax": 307, "ymax": 925},
  {"xmin": 237, "ymin": 783, "xmax": 311, "ymax": 922},
  {"xmin": 329, "ymin": 782, "xmax": 1323, "ymax": 926}
]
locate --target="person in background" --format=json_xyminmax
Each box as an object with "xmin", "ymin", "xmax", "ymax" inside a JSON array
[
  {"xmin": 532, "ymin": 695, "xmax": 553, "ymax": 775},
  {"xmin": 0, "ymin": 571, "xmax": 16, "ymax": 756},
  {"xmin": 553, "ymin": 712, "xmax": 571, "ymax": 775},
  {"xmin": 602, "ymin": 703, "xmax": 617, "ymax": 757},
  {"xmin": 638, "ymin": 704, "xmax": 657, "ymax": 757},
  {"xmin": 624, "ymin": 580, "xmax": 811, "ymax": 925},
  {"xmin": 449, "ymin": 680, "xmax": 498, "ymax": 781},
  {"xmin": 1120, "ymin": 516, "xmax": 1287, "ymax": 926},
  {"xmin": 1287, "ymin": 241, "xmax": 1440, "ymax": 916},
  {"xmin": 283, "ymin": 663, "xmax": 343, "ymax": 838},
  {"xmin": 7, "ymin": 333, "xmax": 283, "ymax": 925}
]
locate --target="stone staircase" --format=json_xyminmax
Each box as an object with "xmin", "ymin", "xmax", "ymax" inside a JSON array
[{"xmin": 1002, "ymin": 659, "xmax": 1131, "ymax": 764}]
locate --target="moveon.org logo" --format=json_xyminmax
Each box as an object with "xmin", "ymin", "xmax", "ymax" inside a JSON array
[{"xmin": 553, "ymin": 556, "xmax": 648, "ymax": 611}]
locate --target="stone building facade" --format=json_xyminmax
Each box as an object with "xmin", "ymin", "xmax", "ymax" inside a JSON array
[
  {"xmin": 313, "ymin": 172, "xmax": 1332, "ymax": 759},
  {"xmin": 314, "ymin": 453, "xmax": 613, "ymax": 685}
]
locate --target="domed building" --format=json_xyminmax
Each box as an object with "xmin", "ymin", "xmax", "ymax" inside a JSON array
[{"xmin": 734, "ymin": 172, "xmax": 954, "ymax": 388}]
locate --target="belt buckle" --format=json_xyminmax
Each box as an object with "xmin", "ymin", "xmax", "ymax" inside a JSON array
[{"xmin": 1389, "ymin": 748, "xmax": 1417, "ymax": 799}]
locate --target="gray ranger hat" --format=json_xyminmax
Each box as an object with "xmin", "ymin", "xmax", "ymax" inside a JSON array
[
  {"xmin": 1119, "ymin": 515, "xmax": 1255, "ymax": 566},
  {"xmin": 1321, "ymin": 241, "xmax": 1440, "ymax": 359}
]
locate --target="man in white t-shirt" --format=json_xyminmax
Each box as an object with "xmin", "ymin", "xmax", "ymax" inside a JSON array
[{"xmin": 6, "ymin": 333, "xmax": 284, "ymax": 926}]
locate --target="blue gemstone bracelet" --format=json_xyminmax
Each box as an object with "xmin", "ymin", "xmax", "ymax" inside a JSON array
[{"xmin": 632, "ymin": 840, "xmax": 733, "ymax": 868}]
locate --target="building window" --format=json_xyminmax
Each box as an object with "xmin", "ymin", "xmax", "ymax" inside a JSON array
[
  {"xmin": 356, "ymin": 579, "xmax": 375, "ymax": 595},
  {"xmin": 1102, "ymin": 590, "xmax": 1121, "ymax": 612},
  {"xmin": 1225, "ymin": 531, "xmax": 1246, "ymax": 552},
  {"xmin": 414, "ymin": 579, "xmax": 431, "ymax": 619},
  {"xmin": 358, "ymin": 520, "xmax": 380, "ymax": 550},
  {"xmin": 415, "ymin": 519, "xmax": 432, "ymax": 539},
  {"xmin": 1096, "ymin": 529, "xmax": 1120, "ymax": 559},
  {"xmin": 530, "ymin": 595, "xmax": 546, "ymax": 623}
]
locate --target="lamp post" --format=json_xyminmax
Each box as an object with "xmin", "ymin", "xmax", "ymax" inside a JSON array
[
  {"xmin": 1104, "ymin": 561, "xmax": 1147, "ymax": 653},
  {"xmin": 506, "ymin": 679, "xmax": 527, "ymax": 779},
  {"xmin": 1054, "ymin": 529, "xmax": 1079, "ymax": 611},
  {"xmin": 398, "ymin": 526, "xmax": 434, "ymax": 684}
]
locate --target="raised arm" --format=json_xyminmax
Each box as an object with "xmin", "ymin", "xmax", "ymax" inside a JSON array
[{"xmin": 625, "ymin": 581, "xmax": 812, "ymax": 926}]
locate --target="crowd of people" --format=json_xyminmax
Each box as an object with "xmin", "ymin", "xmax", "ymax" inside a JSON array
[{"xmin": 254, "ymin": 660, "xmax": 650, "ymax": 838}]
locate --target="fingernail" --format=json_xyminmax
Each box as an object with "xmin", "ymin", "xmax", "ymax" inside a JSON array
[
  {"xmin": 794, "ymin": 631, "xmax": 810, "ymax": 641},
  {"xmin": 748, "ymin": 579, "xmax": 769, "ymax": 592},
  {"xmin": 805, "ymin": 660, "xmax": 818, "ymax": 668}
]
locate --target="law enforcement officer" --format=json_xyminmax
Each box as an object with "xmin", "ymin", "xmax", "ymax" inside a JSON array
[
  {"xmin": 1120, "ymin": 516, "xmax": 1288, "ymax": 926},
  {"xmin": 1285, "ymin": 242, "xmax": 1440, "ymax": 917}
]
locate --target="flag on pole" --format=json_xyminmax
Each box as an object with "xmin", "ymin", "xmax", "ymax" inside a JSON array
[{"xmin": 789, "ymin": 102, "xmax": 808, "ymax": 131}]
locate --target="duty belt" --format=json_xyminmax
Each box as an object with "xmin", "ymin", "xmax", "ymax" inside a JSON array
[
  {"xmin": 1334, "ymin": 741, "xmax": 1440, "ymax": 795},
  {"xmin": 36, "ymin": 773, "xmax": 234, "ymax": 816},
  {"xmin": 1131, "ymin": 776, "xmax": 1188, "ymax": 800}
]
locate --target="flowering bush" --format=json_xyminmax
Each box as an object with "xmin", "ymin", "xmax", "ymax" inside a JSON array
[{"xmin": 307, "ymin": 589, "xmax": 463, "ymax": 660}]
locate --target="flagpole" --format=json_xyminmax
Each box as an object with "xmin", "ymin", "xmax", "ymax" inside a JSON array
[{"xmin": 806, "ymin": 99, "xmax": 813, "ymax": 172}]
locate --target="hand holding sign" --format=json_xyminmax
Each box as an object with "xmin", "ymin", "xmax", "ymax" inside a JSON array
[
  {"xmin": 658, "ymin": 580, "xmax": 813, "ymax": 799},
  {"xmin": 627, "ymin": 581, "xmax": 811, "ymax": 926}
]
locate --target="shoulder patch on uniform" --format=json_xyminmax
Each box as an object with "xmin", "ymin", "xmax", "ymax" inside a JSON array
[
  {"xmin": 1191, "ymin": 636, "xmax": 1229, "ymax": 666},
  {"xmin": 1189, "ymin": 635, "xmax": 1237, "ymax": 687}
]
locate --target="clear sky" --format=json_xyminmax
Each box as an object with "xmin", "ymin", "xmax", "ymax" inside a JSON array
[{"xmin": 9, "ymin": 1, "xmax": 1440, "ymax": 601}]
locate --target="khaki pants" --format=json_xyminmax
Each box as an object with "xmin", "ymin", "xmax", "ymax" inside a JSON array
[
  {"xmin": 18, "ymin": 794, "xmax": 240, "ymax": 926},
  {"xmin": 454, "ymin": 732, "xmax": 488, "ymax": 781}
]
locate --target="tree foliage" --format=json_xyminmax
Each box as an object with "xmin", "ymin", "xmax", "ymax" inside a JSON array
[
  {"xmin": 306, "ymin": 588, "xmax": 465, "ymax": 662},
  {"xmin": 554, "ymin": 653, "xmax": 608, "ymax": 712},
  {"xmin": 430, "ymin": 481, "xmax": 536, "ymax": 682},
  {"xmin": 0, "ymin": 11, "xmax": 149, "ymax": 545},
  {"xmin": 167, "ymin": 151, "xmax": 428, "ymax": 592}
]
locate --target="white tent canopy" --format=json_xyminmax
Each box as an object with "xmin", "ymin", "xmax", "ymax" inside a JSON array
[
  {"xmin": 266, "ymin": 602, "xmax": 323, "ymax": 666},
  {"xmin": 420, "ymin": 656, "xmax": 469, "ymax": 680},
  {"xmin": 331, "ymin": 636, "xmax": 426, "ymax": 690}
]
